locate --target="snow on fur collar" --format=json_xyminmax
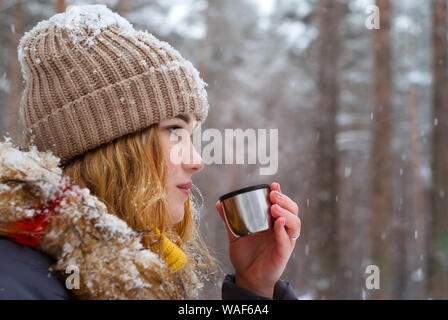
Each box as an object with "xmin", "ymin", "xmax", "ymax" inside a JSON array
[{"xmin": 0, "ymin": 138, "xmax": 204, "ymax": 299}]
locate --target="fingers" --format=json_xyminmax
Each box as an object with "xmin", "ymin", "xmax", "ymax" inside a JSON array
[
  {"xmin": 270, "ymin": 182, "xmax": 281, "ymax": 193},
  {"xmin": 271, "ymin": 203, "xmax": 301, "ymax": 240},
  {"xmin": 216, "ymin": 201, "xmax": 238, "ymax": 242},
  {"xmin": 269, "ymin": 184, "xmax": 299, "ymax": 216},
  {"xmin": 274, "ymin": 217, "xmax": 291, "ymax": 253}
]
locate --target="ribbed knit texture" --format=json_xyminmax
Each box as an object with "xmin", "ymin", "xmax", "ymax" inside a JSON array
[{"xmin": 17, "ymin": 5, "xmax": 209, "ymax": 165}]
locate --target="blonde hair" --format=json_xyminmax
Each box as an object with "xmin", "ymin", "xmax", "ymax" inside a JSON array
[{"xmin": 61, "ymin": 123, "xmax": 219, "ymax": 296}]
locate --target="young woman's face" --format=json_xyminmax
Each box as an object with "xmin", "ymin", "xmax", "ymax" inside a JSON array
[{"xmin": 158, "ymin": 113, "xmax": 204, "ymax": 224}]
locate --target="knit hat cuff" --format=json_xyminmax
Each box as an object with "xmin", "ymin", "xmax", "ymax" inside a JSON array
[{"xmin": 28, "ymin": 63, "xmax": 209, "ymax": 165}]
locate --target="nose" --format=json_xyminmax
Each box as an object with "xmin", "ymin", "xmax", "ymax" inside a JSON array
[{"xmin": 183, "ymin": 141, "xmax": 204, "ymax": 173}]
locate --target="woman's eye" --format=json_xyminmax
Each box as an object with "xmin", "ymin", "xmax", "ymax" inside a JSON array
[
  {"xmin": 168, "ymin": 126, "xmax": 193, "ymax": 139},
  {"xmin": 168, "ymin": 126, "xmax": 182, "ymax": 135}
]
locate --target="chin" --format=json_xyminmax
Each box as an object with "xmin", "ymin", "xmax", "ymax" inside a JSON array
[
  {"xmin": 167, "ymin": 201, "xmax": 185, "ymax": 224},
  {"xmin": 171, "ymin": 208, "xmax": 185, "ymax": 224},
  {"xmin": 171, "ymin": 215, "xmax": 184, "ymax": 224}
]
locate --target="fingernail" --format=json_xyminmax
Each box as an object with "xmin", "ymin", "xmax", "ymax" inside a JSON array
[
  {"xmin": 276, "ymin": 182, "xmax": 281, "ymax": 192},
  {"xmin": 275, "ymin": 191, "xmax": 282, "ymax": 199}
]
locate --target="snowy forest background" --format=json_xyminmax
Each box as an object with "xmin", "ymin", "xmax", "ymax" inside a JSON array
[{"xmin": 0, "ymin": 0, "xmax": 447, "ymax": 299}]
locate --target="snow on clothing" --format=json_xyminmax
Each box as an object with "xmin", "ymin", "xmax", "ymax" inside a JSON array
[{"xmin": 0, "ymin": 140, "xmax": 298, "ymax": 300}]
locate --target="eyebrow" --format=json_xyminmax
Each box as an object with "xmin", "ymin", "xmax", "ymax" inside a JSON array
[{"xmin": 175, "ymin": 114, "xmax": 191, "ymax": 124}]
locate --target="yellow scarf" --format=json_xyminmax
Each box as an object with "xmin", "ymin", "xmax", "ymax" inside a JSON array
[{"xmin": 143, "ymin": 224, "xmax": 187, "ymax": 272}]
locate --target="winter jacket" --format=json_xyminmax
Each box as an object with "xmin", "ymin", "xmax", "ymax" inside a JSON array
[
  {"xmin": 222, "ymin": 273, "xmax": 298, "ymax": 300},
  {"xmin": 0, "ymin": 140, "xmax": 298, "ymax": 300},
  {"xmin": 0, "ymin": 238, "xmax": 72, "ymax": 299},
  {"xmin": 0, "ymin": 238, "xmax": 297, "ymax": 300}
]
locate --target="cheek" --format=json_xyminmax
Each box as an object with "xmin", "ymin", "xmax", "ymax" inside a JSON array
[
  {"xmin": 161, "ymin": 137, "xmax": 174, "ymax": 169},
  {"xmin": 160, "ymin": 132, "xmax": 184, "ymax": 177},
  {"xmin": 166, "ymin": 146, "xmax": 177, "ymax": 173},
  {"xmin": 164, "ymin": 143, "xmax": 182, "ymax": 185}
]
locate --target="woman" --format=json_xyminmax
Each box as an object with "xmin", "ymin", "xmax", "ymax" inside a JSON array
[{"xmin": 0, "ymin": 5, "xmax": 300, "ymax": 300}]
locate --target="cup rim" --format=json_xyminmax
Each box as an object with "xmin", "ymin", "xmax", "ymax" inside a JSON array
[{"xmin": 219, "ymin": 183, "xmax": 270, "ymax": 202}]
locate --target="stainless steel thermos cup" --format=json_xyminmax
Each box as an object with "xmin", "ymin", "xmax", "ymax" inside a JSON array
[{"xmin": 219, "ymin": 184, "xmax": 273, "ymax": 237}]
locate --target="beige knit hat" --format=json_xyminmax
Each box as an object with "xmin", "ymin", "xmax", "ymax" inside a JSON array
[{"xmin": 17, "ymin": 4, "xmax": 209, "ymax": 165}]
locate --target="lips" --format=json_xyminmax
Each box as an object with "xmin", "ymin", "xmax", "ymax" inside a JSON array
[
  {"xmin": 177, "ymin": 182, "xmax": 192, "ymax": 196},
  {"xmin": 177, "ymin": 182, "xmax": 192, "ymax": 189}
]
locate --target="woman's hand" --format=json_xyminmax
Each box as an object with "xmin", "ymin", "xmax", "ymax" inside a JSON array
[{"xmin": 216, "ymin": 182, "xmax": 301, "ymax": 298}]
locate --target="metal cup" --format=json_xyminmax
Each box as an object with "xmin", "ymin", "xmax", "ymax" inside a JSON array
[{"xmin": 219, "ymin": 184, "xmax": 273, "ymax": 237}]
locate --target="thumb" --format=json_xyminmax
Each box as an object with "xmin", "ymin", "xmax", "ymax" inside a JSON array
[{"xmin": 216, "ymin": 200, "xmax": 238, "ymax": 242}]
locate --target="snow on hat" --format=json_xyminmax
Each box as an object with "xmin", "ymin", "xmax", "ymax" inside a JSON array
[{"xmin": 17, "ymin": 4, "xmax": 209, "ymax": 165}]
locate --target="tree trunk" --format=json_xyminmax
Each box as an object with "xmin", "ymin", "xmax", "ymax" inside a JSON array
[
  {"xmin": 429, "ymin": 0, "xmax": 448, "ymax": 299},
  {"xmin": 55, "ymin": 0, "xmax": 66, "ymax": 13},
  {"xmin": 368, "ymin": 0, "xmax": 394, "ymax": 299},
  {"xmin": 119, "ymin": 0, "xmax": 130, "ymax": 19},
  {"xmin": 311, "ymin": 0, "xmax": 340, "ymax": 300},
  {"xmin": 409, "ymin": 84, "xmax": 426, "ymax": 299},
  {"xmin": 6, "ymin": 1, "xmax": 23, "ymax": 143}
]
